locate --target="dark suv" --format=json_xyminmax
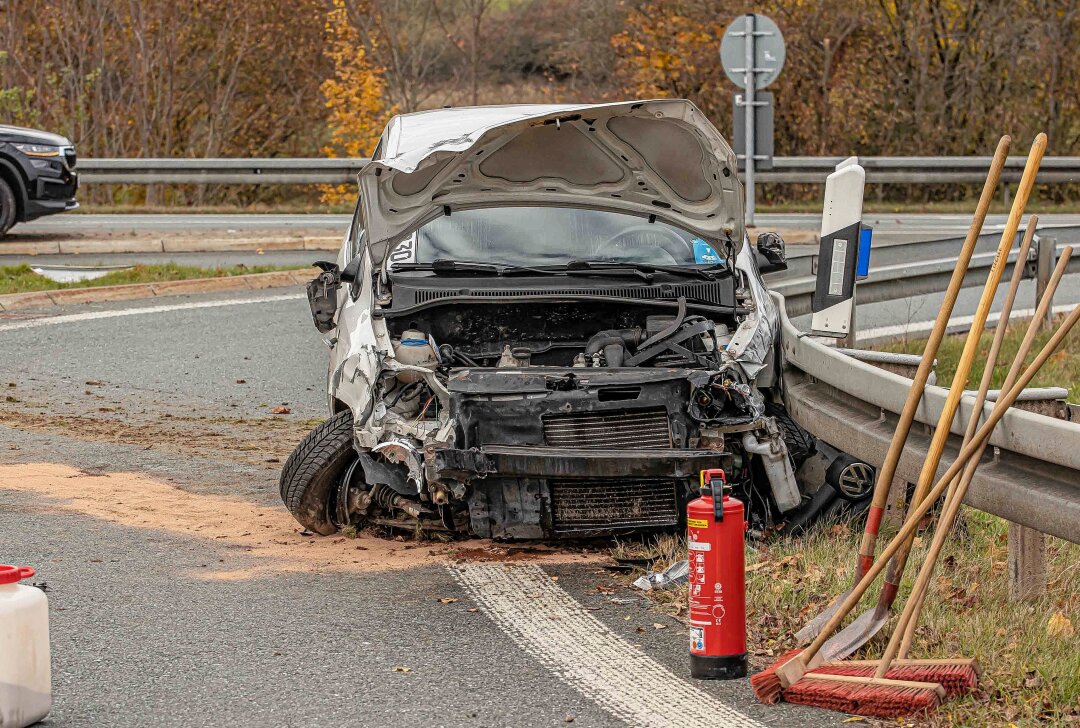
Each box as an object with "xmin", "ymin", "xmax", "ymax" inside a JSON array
[{"xmin": 0, "ymin": 125, "xmax": 79, "ymax": 236}]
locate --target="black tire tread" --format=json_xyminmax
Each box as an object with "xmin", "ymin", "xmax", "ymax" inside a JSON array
[
  {"xmin": 764, "ymin": 401, "xmax": 815, "ymax": 466},
  {"xmin": 278, "ymin": 410, "xmax": 354, "ymax": 534},
  {"xmin": 0, "ymin": 178, "xmax": 16, "ymax": 237}
]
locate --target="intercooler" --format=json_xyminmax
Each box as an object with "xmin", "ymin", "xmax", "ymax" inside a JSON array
[
  {"xmin": 549, "ymin": 478, "xmax": 681, "ymax": 535},
  {"xmin": 541, "ymin": 407, "xmax": 673, "ymax": 449}
]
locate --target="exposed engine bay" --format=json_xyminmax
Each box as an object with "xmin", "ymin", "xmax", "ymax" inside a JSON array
[{"xmin": 339, "ymin": 261, "xmax": 817, "ymax": 540}]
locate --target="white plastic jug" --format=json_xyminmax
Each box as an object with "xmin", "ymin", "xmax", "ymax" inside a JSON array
[{"xmin": 0, "ymin": 565, "xmax": 51, "ymax": 728}]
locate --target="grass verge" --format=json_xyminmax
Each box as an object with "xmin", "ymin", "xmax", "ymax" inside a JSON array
[
  {"xmin": 0, "ymin": 263, "xmax": 296, "ymax": 295},
  {"xmin": 875, "ymin": 312, "xmax": 1080, "ymax": 402},
  {"xmin": 617, "ymin": 510, "xmax": 1080, "ymax": 726}
]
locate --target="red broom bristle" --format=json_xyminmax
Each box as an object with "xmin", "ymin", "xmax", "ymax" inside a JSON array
[
  {"xmin": 784, "ymin": 677, "xmax": 942, "ymax": 719},
  {"xmin": 811, "ymin": 662, "xmax": 977, "ymax": 696},
  {"xmin": 750, "ymin": 648, "xmax": 803, "ymax": 704}
]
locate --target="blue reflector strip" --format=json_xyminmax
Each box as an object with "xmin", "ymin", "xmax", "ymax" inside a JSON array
[{"xmin": 857, "ymin": 226, "xmax": 873, "ymax": 279}]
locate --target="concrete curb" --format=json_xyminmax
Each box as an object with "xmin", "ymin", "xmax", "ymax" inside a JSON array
[
  {"xmin": 0, "ymin": 268, "xmax": 312, "ymax": 312},
  {"xmin": 0, "ymin": 236, "xmax": 340, "ymax": 256}
]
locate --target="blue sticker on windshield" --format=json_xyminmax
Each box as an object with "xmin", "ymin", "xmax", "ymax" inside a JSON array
[{"xmin": 693, "ymin": 238, "xmax": 722, "ymax": 265}]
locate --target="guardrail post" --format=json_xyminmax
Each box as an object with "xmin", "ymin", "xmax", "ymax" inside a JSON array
[
  {"xmin": 1036, "ymin": 236, "xmax": 1057, "ymax": 331},
  {"xmin": 1008, "ymin": 523, "xmax": 1046, "ymax": 601},
  {"xmin": 1006, "ymin": 394, "xmax": 1060, "ymax": 600}
]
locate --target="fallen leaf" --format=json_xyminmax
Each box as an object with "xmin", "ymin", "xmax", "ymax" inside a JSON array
[
  {"xmin": 842, "ymin": 718, "xmax": 867, "ymax": 724},
  {"xmin": 550, "ymin": 575, "xmax": 559, "ymax": 582},
  {"xmin": 391, "ymin": 666, "xmax": 412, "ymax": 673},
  {"xmin": 1047, "ymin": 611, "xmax": 1074, "ymax": 638},
  {"xmin": 596, "ymin": 584, "xmax": 615, "ymax": 594},
  {"xmin": 236, "ymin": 379, "xmax": 246, "ymax": 384},
  {"xmin": 652, "ymin": 623, "xmax": 668, "ymax": 630},
  {"xmin": 437, "ymin": 597, "xmax": 459, "ymax": 604},
  {"xmin": 1024, "ymin": 670, "xmax": 1043, "ymax": 689},
  {"xmin": 271, "ymin": 406, "xmax": 291, "ymax": 415},
  {"xmin": 466, "ymin": 608, "xmax": 479, "ymax": 613}
]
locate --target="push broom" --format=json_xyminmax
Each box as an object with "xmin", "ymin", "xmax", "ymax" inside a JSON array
[
  {"xmin": 883, "ymin": 243, "xmax": 1075, "ymax": 662},
  {"xmin": 794, "ymin": 135, "xmax": 1012, "ymax": 645},
  {"xmin": 818, "ymin": 132, "xmax": 1047, "ymax": 662},
  {"xmin": 807, "ymin": 221, "xmax": 1060, "ymax": 693},
  {"xmin": 751, "ymin": 300, "xmax": 1080, "ymax": 715}
]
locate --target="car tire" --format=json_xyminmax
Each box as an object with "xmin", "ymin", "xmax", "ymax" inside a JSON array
[
  {"xmin": 0, "ymin": 178, "xmax": 16, "ymax": 237},
  {"xmin": 279, "ymin": 409, "xmax": 356, "ymax": 536}
]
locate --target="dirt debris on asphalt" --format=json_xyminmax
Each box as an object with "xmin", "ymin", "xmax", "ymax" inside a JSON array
[{"xmin": 0, "ymin": 463, "xmax": 599, "ymax": 580}]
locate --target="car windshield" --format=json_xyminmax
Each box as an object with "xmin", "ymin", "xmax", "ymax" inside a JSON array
[{"xmin": 411, "ymin": 206, "xmax": 724, "ymax": 268}]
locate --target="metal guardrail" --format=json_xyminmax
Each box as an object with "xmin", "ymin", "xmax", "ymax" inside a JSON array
[
  {"xmin": 774, "ymin": 291, "xmax": 1080, "ymax": 545},
  {"xmin": 76, "ymin": 156, "xmax": 1080, "ymax": 185},
  {"xmin": 766, "ymin": 225, "xmax": 1080, "ymax": 317}
]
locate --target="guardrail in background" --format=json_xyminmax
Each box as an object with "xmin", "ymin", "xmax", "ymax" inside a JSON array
[
  {"xmin": 765, "ymin": 225, "xmax": 1080, "ymax": 318},
  {"xmin": 775, "ymin": 290, "xmax": 1080, "ymax": 600},
  {"xmin": 776, "ymin": 290, "xmax": 1080, "ymax": 543},
  {"xmin": 75, "ymin": 156, "xmax": 1080, "ymax": 185}
]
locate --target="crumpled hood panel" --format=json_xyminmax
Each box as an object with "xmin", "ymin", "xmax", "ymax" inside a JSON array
[{"xmin": 360, "ymin": 100, "xmax": 744, "ymax": 265}]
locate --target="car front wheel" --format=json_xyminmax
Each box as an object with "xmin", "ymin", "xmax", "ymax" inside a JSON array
[{"xmin": 279, "ymin": 410, "xmax": 356, "ymax": 535}]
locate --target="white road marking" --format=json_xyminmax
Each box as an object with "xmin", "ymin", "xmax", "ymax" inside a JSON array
[
  {"xmin": 451, "ymin": 563, "xmax": 767, "ymax": 728},
  {"xmin": 857, "ymin": 303, "xmax": 1076, "ymax": 344},
  {"xmin": 0, "ymin": 293, "xmax": 305, "ymax": 333}
]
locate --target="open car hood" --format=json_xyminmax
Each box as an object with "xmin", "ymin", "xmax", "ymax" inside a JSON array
[{"xmin": 359, "ymin": 100, "xmax": 744, "ymax": 265}]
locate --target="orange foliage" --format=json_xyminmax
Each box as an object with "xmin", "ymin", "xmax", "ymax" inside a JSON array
[{"xmin": 320, "ymin": 0, "xmax": 395, "ymax": 203}]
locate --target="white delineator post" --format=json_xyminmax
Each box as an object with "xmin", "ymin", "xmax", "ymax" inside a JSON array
[{"xmin": 811, "ymin": 157, "xmax": 865, "ymax": 340}]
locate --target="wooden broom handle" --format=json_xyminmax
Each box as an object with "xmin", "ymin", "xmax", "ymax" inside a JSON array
[
  {"xmin": 895, "ymin": 217, "xmax": 1038, "ymax": 656},
  {"xmin": 893, "ymin": 244, "xmax": 1074, "ymax": 659},
  {"xmin": 882, "ymin": 133, "xmax": 1047, "ymax": 595},
  {"xmin": 854, "ymin": 135, "xmax": 1011, "ymax": 579},
  {"xmin": 800, "ymin": 300, "xmax": 1080, "ymax": 669}
]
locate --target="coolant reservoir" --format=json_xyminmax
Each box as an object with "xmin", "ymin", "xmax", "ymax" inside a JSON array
[
  {"xmin": 0, "ymin": 565, "xmax": 51, "ymax": 728},
  {"xmin": 392, "ymin": 329, "xmax": 438, "ymax": 382}
]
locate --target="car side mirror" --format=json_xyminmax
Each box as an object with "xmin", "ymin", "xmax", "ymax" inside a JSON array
[
  {"xmin": 306, "ymin": 261, "xmax": 339, "ymax": 333},
  {"xmin": 755, "ymin": 232, "xmax": 787, "ymax": 274}
]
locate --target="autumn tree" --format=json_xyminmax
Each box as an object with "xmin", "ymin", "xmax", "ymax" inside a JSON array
[{"xmin": 320, "ymin": 0, "xmax": 394, "ymax": 202}]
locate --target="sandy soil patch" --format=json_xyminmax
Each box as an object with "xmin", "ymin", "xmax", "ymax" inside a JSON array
[{"xmin": 0, "ymin": 463, "xmax": 598, "ymax": 579}]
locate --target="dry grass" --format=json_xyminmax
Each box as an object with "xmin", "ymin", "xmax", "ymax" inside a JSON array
[
  {"xmin": 616, "ymin": 510, "xmax": 1080, "ymax": 726},
  {"xmin": 875, "ymin": 312, "xmax": 1080, "ymax": 403}
]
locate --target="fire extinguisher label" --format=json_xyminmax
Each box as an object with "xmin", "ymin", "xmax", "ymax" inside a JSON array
[
  {"xmin": 687, "ymin": 518, "xmax": 709, "ymax": 529},
  {"xmin": 690, "ymin": 627, "xmax": 705, "ymax": 651},
  {"xmin": 687, "ymin": 540, "xmax": 711, "ymax": 551}
]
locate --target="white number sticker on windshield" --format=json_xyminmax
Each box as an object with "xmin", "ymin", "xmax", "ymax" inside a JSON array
[{"xmin": 388, "ymin": 237, "xmax": 417, "ymax": 267}]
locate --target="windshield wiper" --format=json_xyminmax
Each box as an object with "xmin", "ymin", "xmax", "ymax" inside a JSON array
[
  {"xmin": 564, "ymin": 260, "xmax": 723, "ymax": 281},
  {"xmin": 393, "ymin": 260, "xmax": 504, "ymax": 275},
  {"xmin": 501, "ymin": 261, "xmax": 653, "ymax": 281}
]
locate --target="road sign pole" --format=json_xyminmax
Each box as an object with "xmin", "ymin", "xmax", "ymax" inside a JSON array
[{"xmin": 743, "ymin": 13, "xmax": 756, "ymax": 226}]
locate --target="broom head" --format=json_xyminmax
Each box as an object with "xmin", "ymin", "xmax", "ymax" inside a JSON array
[
  {"xmin": 816, "ymin": 658, "xmax": 979, "ymax": 696},
  {"xmin": 785, "ymin": 673, "xmax": 946, "ymax": 718}
]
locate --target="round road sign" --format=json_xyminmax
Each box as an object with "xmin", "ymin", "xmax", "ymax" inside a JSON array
[{"xmin": 720, "ymin": 14, "xmax": 785, "ymax": 90}]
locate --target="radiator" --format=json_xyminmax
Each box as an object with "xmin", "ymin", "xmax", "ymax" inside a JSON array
[
  {"xmin": 549, "ymin": 478, "xmax": 680, "ymax": 534},
  {"xmin": 542, "ymin": 407, "xmax": 672, "ymax": 449}
]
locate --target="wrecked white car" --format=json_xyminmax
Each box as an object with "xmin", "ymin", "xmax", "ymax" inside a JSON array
[{"xmin": 281, "ymin": 100, "xmax": 871, "ymax": 539}]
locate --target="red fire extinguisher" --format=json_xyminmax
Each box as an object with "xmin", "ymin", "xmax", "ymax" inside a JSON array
[{"xmin": 688, "ymin": 468, "xmax": 747, "ymax": 680}]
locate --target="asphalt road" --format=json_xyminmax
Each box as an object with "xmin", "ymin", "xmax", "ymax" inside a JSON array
[{"xmin": 1, "ymin": 289, "xmax": 836, "ymax": 728}]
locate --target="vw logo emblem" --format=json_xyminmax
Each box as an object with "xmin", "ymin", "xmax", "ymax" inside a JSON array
[{"xmin": 838, "ymin": 462, "xmax": 874, "ymax": 499}]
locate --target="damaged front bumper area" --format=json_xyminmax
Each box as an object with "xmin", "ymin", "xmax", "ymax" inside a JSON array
[{"xmin": 430, "ymin": 368, "xmax": 737, "ymax": 539}]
